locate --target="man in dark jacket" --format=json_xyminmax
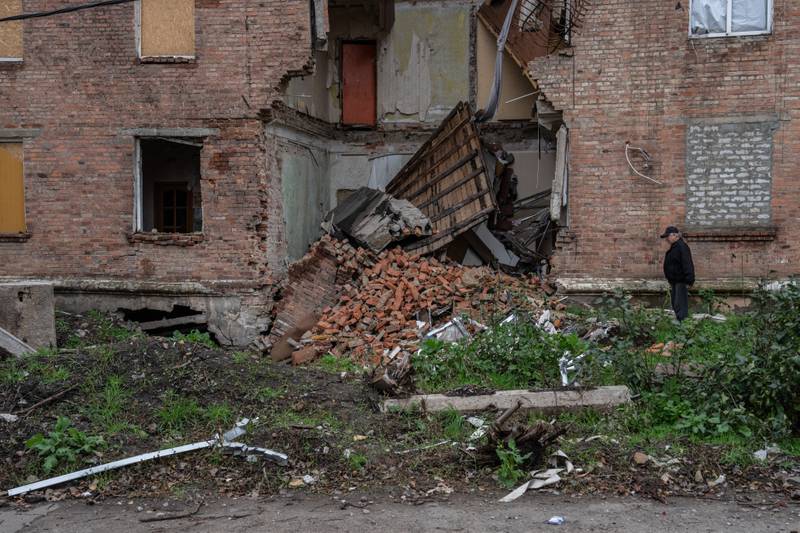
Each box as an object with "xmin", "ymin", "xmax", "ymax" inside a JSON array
[{"xmin": 661, "ymin": 226, "xmax": 695, "ymax": 321}]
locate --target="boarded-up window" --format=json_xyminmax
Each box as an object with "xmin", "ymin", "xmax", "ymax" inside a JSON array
[
  {"xmin": 0, "ymin": 143, "xmax": 26, "ymax": 233},
  {"xmin": 341, "ymin": 42, "xmax": 376, "ymax": 127},
  {"xmin": 0, "ymin": 0, "xmax": 23, "ymax": 60},
  {"xmin": 139, "ymin": 0, "xmax": 195, "ymax": 58}
]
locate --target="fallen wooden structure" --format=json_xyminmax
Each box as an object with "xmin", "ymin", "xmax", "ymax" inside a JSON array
[
  {"xmin": 385, "ymin": 102, "xmax": 496, "ymax": 255},
  {"xmin": 381, "ymin": 385, "xmax": 631, "ymax": 413}
]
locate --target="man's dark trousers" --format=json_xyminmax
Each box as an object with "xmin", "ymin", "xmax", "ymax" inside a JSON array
[{"xmin": 670, "ymin": 283, "xmax": 689, "ymax": 321}]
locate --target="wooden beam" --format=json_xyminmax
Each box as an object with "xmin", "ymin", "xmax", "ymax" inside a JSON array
[
  {"xmin": 139, "ymin": 313, "xmax": 207, "ymax": 331},
  {"xmin": 381, "ymin": 386, "xmax": 632, "ymax": 413}
]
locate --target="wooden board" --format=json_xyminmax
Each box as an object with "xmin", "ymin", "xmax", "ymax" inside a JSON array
[
  {"xmin": 382, "ymin": 386, "xmax": 632, "ymax": 413},
  {"xmin": 141, "ymin": 0, "xmax": 195, "ymax": 57},
  {"xmin": 385, "ymin": 102, "xmax": 495, "ymax": 254},
  {"xmin": 341, "ymin": 42, "xmax": 377, "ymax": 127},
  {"xmin": 0, "ymin": 143, "xmax": 25, "ymax": 234},
  {"xmin": 0, "ymin": 0, "xmax": 23, "ymax": 59}
]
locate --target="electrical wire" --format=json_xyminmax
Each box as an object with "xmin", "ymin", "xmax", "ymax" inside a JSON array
[
  {"xmin": 0, "ymin": 0, "xmax": 134, "ymax": 23},
  {"xmin": 625, "ymin": 143, "xmax": 662, "ymax": 185}
]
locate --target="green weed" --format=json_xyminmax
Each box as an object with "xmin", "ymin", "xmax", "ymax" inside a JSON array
[
  {"xmin": 316, "ymin": 353, "xmax": 362, "ymax": 374},
  {"xmin": 204, "ymin": 403, "xmax": 234, "ymax": 428},
  {"xmin": 26, "ymin": 417, "xmax": 105, "ymax": 474},
  {"xmin": 496, "ymin": 439, "xmax": 531, "ymax": 488},
  {"xmin": 172, "ymin": 330, "xmax": 215, "ymax": 348},
  {"xmin": 158, "ymin": 391, "xmax": 202, "ymax": 434},
  {"xmin": 348, "ymin": 452, "xmax": 368, "ymax": 470}
]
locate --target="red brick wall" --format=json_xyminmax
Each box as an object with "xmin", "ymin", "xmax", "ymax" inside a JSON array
[
  {"xmin": 532, "ymin": 0, "xmax": 799, "ymax": 282},
  {"xmin": 0, "ymin": 0, "xmax": 313, "ymax": 287}
]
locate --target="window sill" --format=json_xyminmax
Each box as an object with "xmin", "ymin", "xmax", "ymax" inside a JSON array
[
  {"xmin": 138, "ymin": 56, "xmax": 196, "ymax": 65},
  {"xmin": 127, "ymin": 232, "xmax": 204, "ymax": 246},
  {"xmin": 0, "ymin": 232, "xmax": 31, "ymax": 242},
  {"xmin": 683, "ymin": 227, "xmax": 776, "ymax": 242},
  {"xmin": 689, "ymin": 31, "xmax": 772, "ymax": 40}
]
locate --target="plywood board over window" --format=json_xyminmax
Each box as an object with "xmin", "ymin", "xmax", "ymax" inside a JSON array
[
  {"xmin": 139, "ymin": 0, "xmax": 195, "ymax": 58},
  {"xmin": 0, "ymin": 0, "xmax": 23, "ymax": 60},
  {"xmin": 0, "ymin": 143, "xmax": 26, "ymax": 233}
]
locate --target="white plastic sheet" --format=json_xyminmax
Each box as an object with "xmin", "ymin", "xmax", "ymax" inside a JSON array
[
  {"xmin": 732, "ymin": 0, "xmax": 768, "ymax": 32},
  {"xmin": 690, "ymin": 0, "xmax": 726, "ymax": 35}
]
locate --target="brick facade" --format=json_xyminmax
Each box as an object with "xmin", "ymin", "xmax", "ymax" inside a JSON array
[
  {"xmin": 0, "ymin": 1, "xmax": 314, "ymax": 342},
  {"xmin": 532, "ymin": 0, "xmax": 799, "ymax": 283}
]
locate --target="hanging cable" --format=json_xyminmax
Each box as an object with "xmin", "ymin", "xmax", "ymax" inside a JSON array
[
  {"xmin": 0, "ymin": 0, "xmax": 134, "ymax": 23},
  {"xmin": 625, "ymin": 143, "xmax": 662, "ymax": 185}
]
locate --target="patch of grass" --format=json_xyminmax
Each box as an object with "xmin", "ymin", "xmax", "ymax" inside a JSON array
[
  {"xmin": 255, "ymin": 386, "xmax": 285, "ymax": 401},
  {"xmin": 267, "ymin": 409, "xmax": 341, "ymax": 431},
  {"xmin": 436, "ymin": 409, "xmax": 471, "ymax": 442},
  {"xmin": 0, "ymin": 359, "xmax": 28, "ymax": 384},
  {"xmin": 348, "ymin": 452, "xmax": 367, "ymax": 470},
  {"xmin": 316, "ymin": 353, "xmax": 362, "ymax": 374},
  {"xmin": 87, "ymin": 310, "xmax": 139, "ymax": 343},
  {"xmin": 158, "ymin": 391, "xmax": 202, "ymax": 434},
  {"xmin": 204, "ymin": 402, "xmax": 234, "ymax": 428},
  {"xmin": 85, "ymin": 376, "xmax": 134, "ymax": 435},
  {"xmin": 172, "ymin": 330, "xmax": 215, "ymax": 348}
]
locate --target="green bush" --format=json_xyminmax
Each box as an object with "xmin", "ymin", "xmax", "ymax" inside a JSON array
[
  {"xmin": 413, "ymin": 319, "xmax": 592, "ymax": 393},
  {"xmin": 600, "ymin": 284, "xmax": 800, "ymax": 439}
]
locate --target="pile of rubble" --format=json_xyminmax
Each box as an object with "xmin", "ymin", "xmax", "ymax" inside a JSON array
[{"xmin": 287, "ymin": 240, "xmax": 553, "ymax": 371}]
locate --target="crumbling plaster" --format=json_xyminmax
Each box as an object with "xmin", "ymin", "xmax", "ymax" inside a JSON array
[{"xmin": 285, "ymin": 1, "xmax": 475, "ymax": 126}]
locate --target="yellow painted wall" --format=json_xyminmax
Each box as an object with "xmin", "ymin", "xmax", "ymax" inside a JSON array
[
  {"xmin": 141, "ymin": 0, "xmax": 195, "ymax": 57},
  {"xmin": 0, "ymin": 0, "xmax": 23, "ymax": 59},
  {"xmin": 0, "ymin": 143, "xmax": 26, "ymax": 233},
  {"xmin": 477, "ymin": 20, "xmax": 535, "ymax": 121}
]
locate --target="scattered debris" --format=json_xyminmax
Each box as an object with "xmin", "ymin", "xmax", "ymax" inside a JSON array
[
  {"xmin": 546, "ymin": 516, "xmax": 566, "ymax": 526},
  {"xmin": 0, "ymin": 324, "xmax": 36, "ymax": 357},
  {"xmin": 477, "ymin": 402, "xmax": 565, "ymax": 469},
  {"xmin": 6, "ymin": 418, "xmax": 286, "ymax": 497},
  {"xmin": 0, "ymin": 413, "xmax": 19, "ymax": 423},
  {"xmin": 753, "ymin": 445, "xmax": 781, "ymax": 461},
  {"xmin": 633, "ymin": 451, "xmax": 650, "ymax": 465}
]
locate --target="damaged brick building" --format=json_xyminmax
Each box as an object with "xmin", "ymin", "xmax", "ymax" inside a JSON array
[
  {"xmin": 526, "ymin": 0, "xmax": 798, "ymax": 294},
  {"xmin": 1, "ymin": 0, "xmax": 794, "ymax": 348}
]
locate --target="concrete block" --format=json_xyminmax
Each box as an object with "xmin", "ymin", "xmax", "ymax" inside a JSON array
[
  {"xmin": 381, "ymin": 386, "xmax": 632, "ymax": 413},
  {"xmin": 0, "ymin": 282, "xmax": 56, "ymax": 353}
]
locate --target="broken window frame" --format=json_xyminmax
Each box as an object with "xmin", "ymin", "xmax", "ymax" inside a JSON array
[
  {"xmin": 133, "ymin": 136, "xmax": 204, "ymax": 235},
  {"xmin": 688, "ymin": 0, "xmax": 773, "ymax": 39},
  {"xmin": 134, "ymin": 0, "xmax": 196, "ymax": 60}
]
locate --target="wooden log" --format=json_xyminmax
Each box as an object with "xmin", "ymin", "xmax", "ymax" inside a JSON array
[{"xmin": 381, "ymin": 386, "xmax": 632, "ymax": 413}]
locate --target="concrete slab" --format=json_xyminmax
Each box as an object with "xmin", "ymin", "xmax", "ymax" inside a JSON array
[
  {"xmin": 381, "ymin": 386, "xmax": 631, "ymax": 413},
  {"xmin": 0, "ymin": 281, "xmax": 56, "ymax": 353}
]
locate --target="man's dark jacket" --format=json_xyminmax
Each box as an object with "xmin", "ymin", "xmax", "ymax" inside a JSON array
[{"xmin": 663, "ymin": 239, "xmax": 695, "ymax": 285}]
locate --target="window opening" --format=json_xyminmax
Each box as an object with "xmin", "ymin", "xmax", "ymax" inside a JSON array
[
  {"xmin": 690, "ymin": 0, "xmax": 771, "ymax": 37},
  {"xmin": 136, "ymin": 138, "xmax": 202, "ymax": 233}
]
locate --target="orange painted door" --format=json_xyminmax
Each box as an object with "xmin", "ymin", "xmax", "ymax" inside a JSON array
[
  {"xmin": 0, "ymin": 143, "xmax": 25, "ymax": 233},
  {"xmin": 341, "ymin": 42, "xmax": 377, "ymax": 127}
]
